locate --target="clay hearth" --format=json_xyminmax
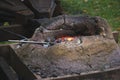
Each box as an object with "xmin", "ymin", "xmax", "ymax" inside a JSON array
[{"xmin": 13, "ymin": 15, "xmax": 120, "ymax": 78}]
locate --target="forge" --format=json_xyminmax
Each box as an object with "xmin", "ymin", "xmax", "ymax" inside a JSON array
[{"xmin": 13, "ymin": 15, "xmax": 120, "ymax": 78}]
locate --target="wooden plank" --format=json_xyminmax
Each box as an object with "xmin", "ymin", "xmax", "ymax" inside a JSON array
[
  {"xmin": 0, "ymin": 24, "xmax": 29, "ymax": 41},
  {"xmin": 23, "ymin": 0, "xmax": 56, "ymax": 18},
  {"xmin": 0, "ymin": 0, "xmax": 33, "ymax": 16},
  {"xmin": 47, "ymin": 66, "xmax": 120, "ymax": 80},
  {"xmin": 0, "ymin": 57, "xmax": 18, "ymax": 80},
  {"xmin": 0, "ymin": 45, "xmax": 37, "ymax": 80}
]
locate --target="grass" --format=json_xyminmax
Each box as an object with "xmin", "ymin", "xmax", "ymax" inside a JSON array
[
  {"xmin": 0, "ymin": 41, "xmax": 13, "ymax": 44},
  {"xmin": 61, "ymin": 0, "xmax": 120, "ymax": 30}
]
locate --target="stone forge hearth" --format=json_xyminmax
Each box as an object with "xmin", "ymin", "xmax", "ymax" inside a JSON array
[{"xmin": 14, "ymin": 15, "xmax": 120, "ymax": 78}]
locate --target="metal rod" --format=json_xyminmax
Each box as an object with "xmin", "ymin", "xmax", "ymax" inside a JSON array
[{"xmin": 8, "ymin": 40, "xmax": 50, "ymax": 44}]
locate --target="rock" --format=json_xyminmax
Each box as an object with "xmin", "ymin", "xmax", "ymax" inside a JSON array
[{"xmin": 13, "ymin": 15, "xmax": 120, "ymax": 78}]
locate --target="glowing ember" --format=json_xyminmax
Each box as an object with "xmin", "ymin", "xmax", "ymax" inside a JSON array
[
  {"xmin": 56, "ymin": 37, "xmax": 75, "ymax": 42},
  {"xmin": 64, "ymin": 37, "xmax": 75, "ymax": 41}
]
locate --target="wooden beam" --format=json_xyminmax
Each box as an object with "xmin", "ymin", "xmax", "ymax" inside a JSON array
[
  {"xmin": 0, "ymin": 57, "xmax": 18, "ymax": 80},
  {"xmin": 0, "ymin": 45, "xmax": 37, "ymax": 80}
]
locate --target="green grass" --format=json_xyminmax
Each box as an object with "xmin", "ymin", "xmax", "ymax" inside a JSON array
[
  {"xmin": 0, "ymin": 41, "xmax": 13, "ymax": 44},
  {"xmin": 61, "ymin": 0, "xmax": 120, "ymax": 30}
]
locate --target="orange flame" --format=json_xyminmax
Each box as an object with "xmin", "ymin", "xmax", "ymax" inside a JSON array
[
  {"xmin": 64, "ymin": 37, "xmax": 75, "ymax": 41},
  {"xmin": 57, "ymin": 36, "xmax": 75, "ymax": 42}
]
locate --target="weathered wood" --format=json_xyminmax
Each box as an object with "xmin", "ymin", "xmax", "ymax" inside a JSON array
[
  {"xmin": 0, "ymin": 24, "xmax": 28, "ymax": 41},
  {"xmin": 0, "ymin": 45, "xmax": 37, "ymax": 80},
  {"xmin": 0, "ymin": 57, "xmax": 18, "ymax": 80},
  {"xmin": 0, "ymin": 0, "xmax": 33, "ymax": 16},
  {"xmin": 48, "ymin": 66, "xmax": 120, "ymax": 80},
  {"xmin": 23, "ymin": 0, "xmax": 56, "ymax": 18}
]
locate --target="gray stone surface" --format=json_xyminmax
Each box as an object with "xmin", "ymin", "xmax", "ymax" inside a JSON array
[{"xmin": 12, "ymin": 15, "xmax": 120, "ymax": 78}]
